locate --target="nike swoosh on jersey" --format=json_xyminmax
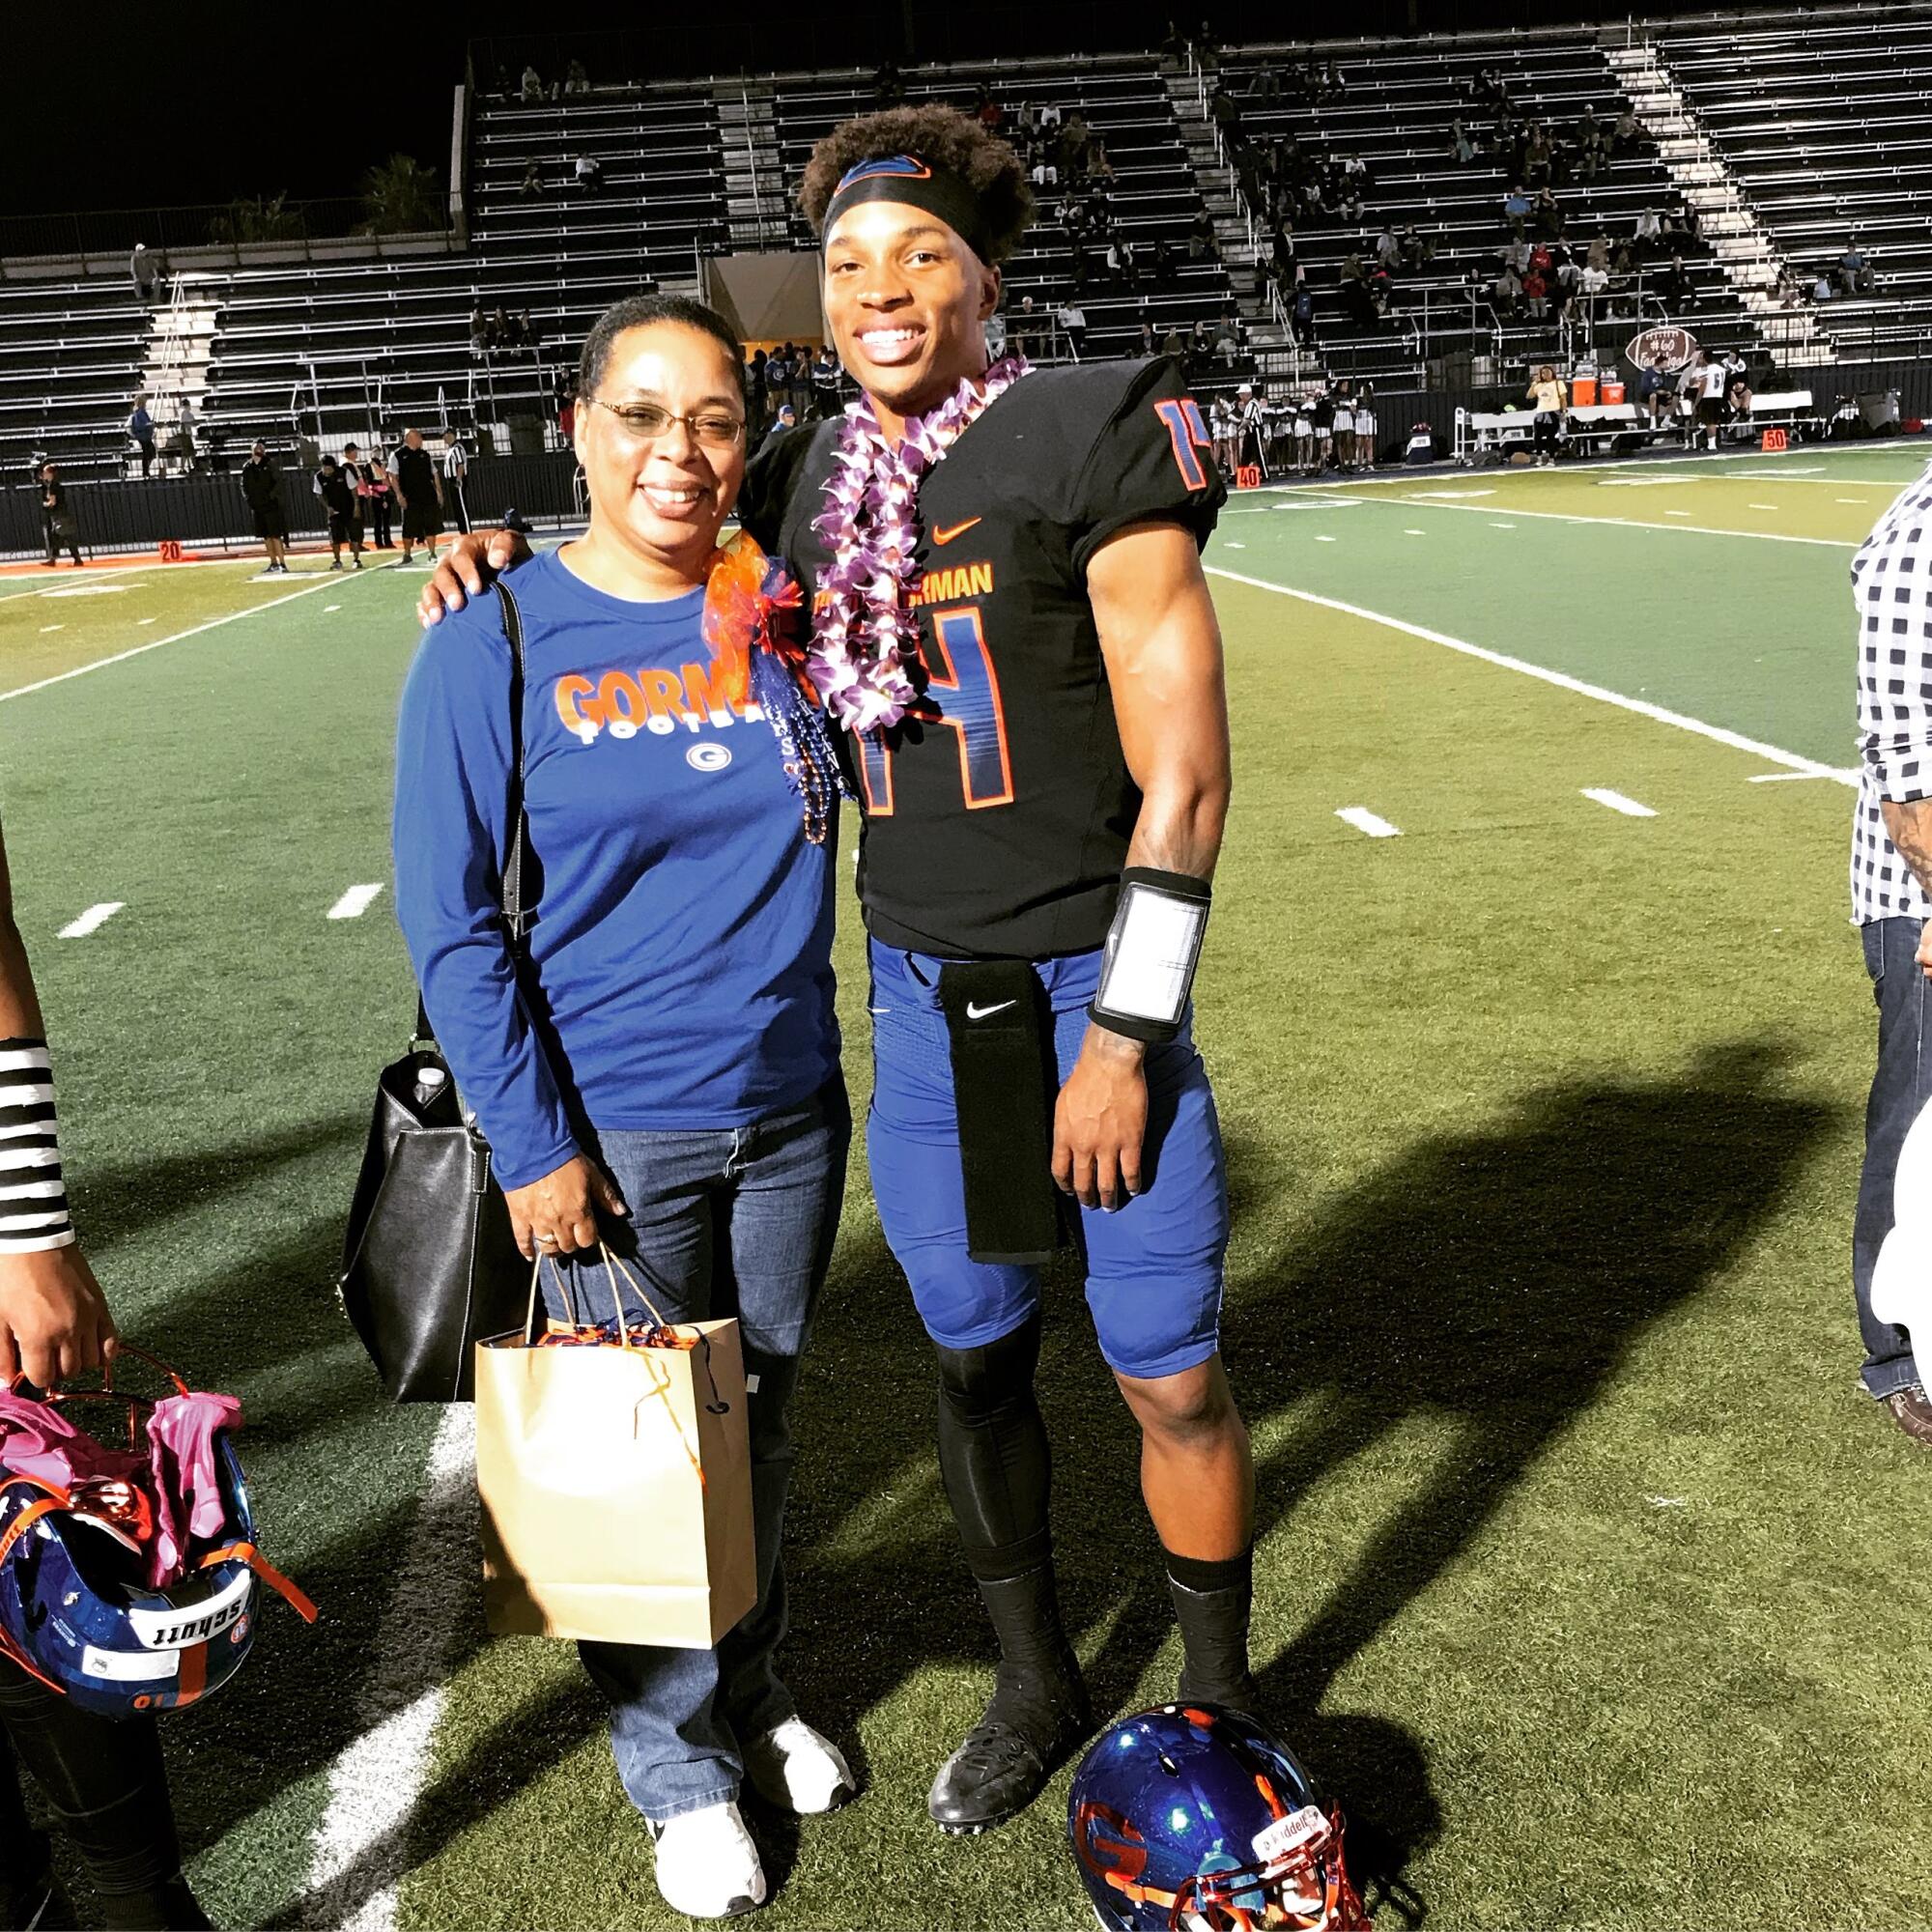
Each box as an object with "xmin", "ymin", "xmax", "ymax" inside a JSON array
[
  {"xmin": 966, "ymin": 999, "xmax": 1017, "ymax": 1019},
  {"xmin": 932, "ymin": 518, "xmax": 983, "ymax": 545}
]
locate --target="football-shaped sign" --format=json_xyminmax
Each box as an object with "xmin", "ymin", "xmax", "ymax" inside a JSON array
[{"xmin": 1624, "ymin": 325, "xmax": 1699, "ymax": 372}]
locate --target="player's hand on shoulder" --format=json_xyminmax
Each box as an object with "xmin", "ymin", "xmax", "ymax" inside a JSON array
[
  {"xmin": 0, "ymin": 1245, "xmax": 118, "ymax": 1390},
  {"xmin": 1053, "ymin": 1025, "xmax": 1150, "ymax": 1211},
  {"xmin": 417, "ymin": 527, "xmax": 533, "ymax": 627}
]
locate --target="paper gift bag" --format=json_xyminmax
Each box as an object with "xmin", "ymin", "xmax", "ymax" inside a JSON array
[{"xmin": 474, "ymin": 1253, "xmax": 755, "ymax": 1648}]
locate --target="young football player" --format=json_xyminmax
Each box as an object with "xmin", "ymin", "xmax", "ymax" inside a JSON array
[{"xmin": 420, "ymin": 101, "xmax": 1256, "ymax": 1840}]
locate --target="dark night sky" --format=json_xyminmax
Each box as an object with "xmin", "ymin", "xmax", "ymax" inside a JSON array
[{"xmin": 6, "ymin": 0, "xmax": 1804, "ymax": 219}]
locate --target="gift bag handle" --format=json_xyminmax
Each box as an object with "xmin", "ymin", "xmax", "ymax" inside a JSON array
[{"xmin": 602, "ymin": 1252, "xmax": 731, "ymax": 1417}]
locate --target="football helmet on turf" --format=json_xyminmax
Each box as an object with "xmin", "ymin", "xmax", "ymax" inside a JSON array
[
  {"xmin": 1068, "ymin": 1704, "xmax": 1369, "ymax": 1932},
  {"xmin": 0, "ymin": 1360, "xmax": 315, "ymax": 1719}
]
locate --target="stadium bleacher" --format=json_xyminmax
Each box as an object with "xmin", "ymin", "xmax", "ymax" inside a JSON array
[
  {"xmin": 7, "ymin": 9, "xmax": 1932, "ymax": 528},
  {"xmin": 1656, "ymin": 9, "xmax": 1932, "ymax": 367}
]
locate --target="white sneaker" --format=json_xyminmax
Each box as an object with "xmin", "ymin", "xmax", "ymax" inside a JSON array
[
  {"xmin": 651, "ymin": 1800, "xmax": 767, "ymax": 1918},
  {"xmin": 743, "ymin": 1717, "xmax": 857, "ymax": 1815}
]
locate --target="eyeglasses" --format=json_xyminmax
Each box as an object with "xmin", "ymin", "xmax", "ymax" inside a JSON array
[{"xmin": 589, "ymin": 398, "xmax": 746, "ymax": 449}]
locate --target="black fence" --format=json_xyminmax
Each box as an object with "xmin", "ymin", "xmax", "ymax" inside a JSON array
[{"xmin": 3, "ymin": 455, "xmax": 583, "ymax": 562}]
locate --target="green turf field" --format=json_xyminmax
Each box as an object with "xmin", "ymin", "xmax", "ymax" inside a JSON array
[{"xmin": 4, "ymin": 440, "xmax": 1930, "ymax": 1931}]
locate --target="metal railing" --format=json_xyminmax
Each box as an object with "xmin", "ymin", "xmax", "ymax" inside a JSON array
[{"xmin": 0, "ymin": 198, "xmax": 382, "ymax": 264}]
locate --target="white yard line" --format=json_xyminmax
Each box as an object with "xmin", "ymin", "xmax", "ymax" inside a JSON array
[
  {"xmin": 1582, "ymin": 787, "xmax": 1659, "ymax": 818},
  {"xmin": 57, "ymin": 901, "xmax": 124, "ymax": 938},
  {"xmin": 298, "ymin": 1403, "xmax": 477, "ymax": 1931},
  {"xmin": 1206, "ymin": 567, "xmax": 1860, "ymax": 786},
  {"xmin": 327, "ymin": 883, "xmax": 386, "ymax": 921},
  {"xmin": 1336, "ymin": 806, "xmax": 1403, "ymax": 838},
  {"xmin": 0, "ymin": 563, "xmax": 393, "ymax": 705},
  {"xmin": 1362, "ymin": 492, "xmax": 1855, "ymax": 547}
]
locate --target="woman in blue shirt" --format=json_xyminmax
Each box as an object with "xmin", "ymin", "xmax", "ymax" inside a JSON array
[{"xmin": 393, "ymin": 295, "xmax": 850, "ymax": 1921}]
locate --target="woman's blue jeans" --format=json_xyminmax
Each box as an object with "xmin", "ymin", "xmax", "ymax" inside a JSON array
[{"xmin": 541, "ymin": 1079, "xmax": 849, "ymax": 1822}]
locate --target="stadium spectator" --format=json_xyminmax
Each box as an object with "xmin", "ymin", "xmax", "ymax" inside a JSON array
[
  {"xmin": 1057, "ymin": 298, "xmax": 1087, "ymax": 359},
  {"xmin": 1634, "ymin": 354, "xmax": 1669, "ymax": 430},
  {"xmin": 1634, "ymin": 206, "xmax": 1662, "ymax": 258},
  {"xmin": 36, "ymin": 462, "xmax": 81, "ymax": 567},
  {"xmin": 172, "ymin": 395, "xmax": 197, "ymax": 472},
  {"xmin": 871, "ymin": 58, "xmax": 904, "ymax": 105},
  {"xmin": 787, "ymin": 344, "xmax": 813, "ymax": 419},
  {"xmin": 440, "ymin": 429, "xmax": 470, "ymax": 535},
  {"xmin": 241, "ymin": 441, "xmax": 291, "ymax": 574},
  {"xmin": 1531, "ymin": 185, "xmax": 1565, "ymax": 241},
  {"xmin": 1522, "ymin": 265, "xmax": 1549, "ymax": 321},
  {"xmin": 1612, "ymin": 106, "xmax": 1640, "ymax": 155},
  {"xmin": 128, "ymin": 394, "xmax": 156, "ymax": 478},
  {"xmin": 1151, "ymin": 235, "xmax": 1177, "ymax": 285},
  {"xmin": 811, "ymin": 345, "xmax": 840, "ymax": 416},
  {"xmin": 128, "ymin": 242, "xmax": 157, "ymax": 303},
  {"xmin": 520, "ymin": 63, "xmax": 544, "ymax": 100},
  {"xmin": 470, "ymin": 306, "xmax": 490, "ymax": 355},
  {"xmin": 520, "ymin": 156, "xmax": 543, "ymax": 198},
  {"xmin": 1450, "ymin": 119, "xmax": 1476, "ymax": 165},
  {"xmin": 1844, "ymin": 469, "xmax": 1932, "ymax": 1443},
  {"xmin": 361, "ymin": 456, "xmax": 394, "ymax": 549},
  {"xmin": 1526, "ymin": 363, "xmax": 1566, "ymax": 465},
  {"xmin": 1187, "ymin": 206, "xmax": 1216, "ymax": 264},
  {"xmin": 761, "ymin": 400, "xmax": 798, "ymax": 447},
  {"xmin": 1291, "ymin": 283, "xmax": 1315, "ymax": 345},
  {"xmin": 1009, "ymin": 293, "xmax": 1039, "ymax": 358},
  {"xmin": 1504, "ymin": 185, "xmax": 1530, "ymax": 239},
  {"xmin": 974, "ymin": 83, "xmax": 1003, "ymax": 130},
  {"xmin": 565, "ymin": 57, "xmax": 590, "ymax": 95},
  {"xmin": 1839, "ymin": 240, "xmax": 1875, "ymax": 296},
  {"xmin": 391, "ymin": 428, "xmax": 442, "ymax": 566},
  {"xmin": 1658, "ymin": 253, "xmax": 1693, "ymax": 313},
  {"xmin": 1400, "ymin": 224, "xmax": 1431, "ymax": 270},
  {"xmin": 573, "ymin": 154, "xmax": 604, "ymax": 191},
  {"xmin": 316, "ymin": 458, "xmax": 364, "ymax": 571},
  {"xmin": 1374, "ymin": 225, "xmax": 1398, "ymax": 269},
  {"xmin": 1492, "ymin": 262, "xmax": 1522, "ymax": 318}
]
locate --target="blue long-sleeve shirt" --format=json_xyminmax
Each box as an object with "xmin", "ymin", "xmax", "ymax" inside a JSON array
[{"xmin": 393, "ymin": 548, "xmax": 838, "ymax": 1187}]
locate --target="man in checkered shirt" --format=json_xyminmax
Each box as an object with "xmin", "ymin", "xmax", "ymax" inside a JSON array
[{"xmin": 1850, "ymin": 468, "xmax": 1932, "ymax": 1443}]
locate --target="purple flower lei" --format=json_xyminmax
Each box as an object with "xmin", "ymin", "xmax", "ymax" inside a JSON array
[{"xmin": 807, "ymin": 355, "xmax": 1032, "ymax": 731}]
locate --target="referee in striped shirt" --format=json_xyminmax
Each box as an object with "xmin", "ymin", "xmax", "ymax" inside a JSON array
[
  {"xmin": 1849, "ymin": 467, "xmax": 1932, "ymax": 1443},
  {"xmin": 440, "ymin": 428, "xmax": 471, "ymax": 535},
  {"xmin": 0, "ymin": 818, "xmax": 110, "ymax": 1383}
]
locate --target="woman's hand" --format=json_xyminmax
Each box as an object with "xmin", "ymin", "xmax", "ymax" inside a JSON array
[
  {"xmin": 504, "ymin": 1154, "xmax": 630, "ymax": 1260},
  {"xmin": 0, "ymin": 1246, "xmax": 118, "ymax": 1390}
]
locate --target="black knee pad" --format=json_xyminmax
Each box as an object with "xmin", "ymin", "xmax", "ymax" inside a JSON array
[{"xmin": 935, "ymin": 1312, "xmax": 1044, "ymax": 1424}]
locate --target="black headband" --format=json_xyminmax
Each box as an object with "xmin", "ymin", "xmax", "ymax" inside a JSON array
[{"xmin": 823, "ymin": 155, "xmax": 992, "ymax": 262}]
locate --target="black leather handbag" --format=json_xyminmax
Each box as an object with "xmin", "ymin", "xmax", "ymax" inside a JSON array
[{"xmin": 339, "ymin": 584, "xmax": 534, "ymax": 1403}]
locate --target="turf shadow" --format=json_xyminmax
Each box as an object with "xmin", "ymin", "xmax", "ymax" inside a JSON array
[
  {"xmin": 71, "ymin": 1112, "xmax": 366, "ymax": 1261},
  {"xmin": 1222, "ymin": 1037, "xmax": 1832, "ymax": 1900}
]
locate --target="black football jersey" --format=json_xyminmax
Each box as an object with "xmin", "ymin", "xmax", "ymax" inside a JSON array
[{"xmin": 740, "ymin": 356, "xmax": 1225, "ymax": 959}]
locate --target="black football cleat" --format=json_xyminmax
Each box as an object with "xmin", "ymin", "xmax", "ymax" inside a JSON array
[{"xmin": 927, "ymin": 1659, "xmax": 1094, "ymax": 1835}]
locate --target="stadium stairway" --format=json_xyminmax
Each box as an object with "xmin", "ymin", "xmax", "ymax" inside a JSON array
[{"xmin": 1605, "ymin": 37, "xmax": 1828, "ymax": 366}]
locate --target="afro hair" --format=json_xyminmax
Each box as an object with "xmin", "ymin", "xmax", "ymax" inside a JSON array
[{"xmin": 798, "ymin": 103, "xmax": 1035, "ymax": 264}]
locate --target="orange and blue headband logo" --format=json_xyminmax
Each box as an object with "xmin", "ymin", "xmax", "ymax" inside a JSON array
[{"xmin": 835, "ymin": 154, "xmax": 933, "ymax": 191}]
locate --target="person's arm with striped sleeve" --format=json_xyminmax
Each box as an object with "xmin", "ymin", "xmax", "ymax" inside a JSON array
[{"xmin": 0, "ymin": 819, "xmax": 116, "ymax": 1386}]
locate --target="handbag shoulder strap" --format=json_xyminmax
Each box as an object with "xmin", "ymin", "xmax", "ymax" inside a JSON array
[
  {"xmin": 412, "ymin": 576, "xmax": 534, "ymax": 1047},
  {"xmin": 497, "ymin": 580, "xmax": 532, "ymax": 944}
]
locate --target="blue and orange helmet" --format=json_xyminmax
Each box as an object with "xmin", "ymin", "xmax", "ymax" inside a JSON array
[
  {"xmin": 1068, "ymin": 1704, "xmax": 1369, "ymax": 1932},
  {"xmin": 0, "ymin": 1362, "xmax": 315, "ymax": 1720}
]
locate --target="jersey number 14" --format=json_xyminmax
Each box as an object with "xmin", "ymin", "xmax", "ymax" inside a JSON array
[{"xmin": 856, "ymin": 607, "xmax": 1014, "ymax": 813}]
